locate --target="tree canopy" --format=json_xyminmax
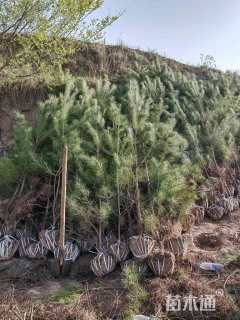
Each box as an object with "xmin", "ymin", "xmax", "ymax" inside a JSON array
[{"xmin": 0, "ymin": 0, "xmax": 118, "ymax": 81}]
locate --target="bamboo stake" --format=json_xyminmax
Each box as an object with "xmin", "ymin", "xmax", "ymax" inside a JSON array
[{"xmin": 59, "ymin": 145, "xmax": 68, "ymax": 270}]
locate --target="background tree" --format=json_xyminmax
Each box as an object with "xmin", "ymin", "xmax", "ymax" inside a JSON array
[{"xmin": 0, "ymin": 0, "xmax": 118, "ymax": 81}]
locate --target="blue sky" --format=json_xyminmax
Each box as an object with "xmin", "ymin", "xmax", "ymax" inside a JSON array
[{"xmin": 95, "ymin": 0, "xmax": 240, "ymax": 71}]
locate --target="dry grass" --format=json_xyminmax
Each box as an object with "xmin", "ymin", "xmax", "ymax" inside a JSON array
[
  {"xmin": 146, "ymin": 273, "xmax": 239, "ymax": 319},
  {"xmin": 0, "ymin": 291, "xmax": 98, "ymax": 320},
  {"xmin": 0, "ymin": 269, "xmax": 239, "ymax": 320},
  {"xmin": 66, "ymin": 41, "xmax": 222, "ymax": 82}
]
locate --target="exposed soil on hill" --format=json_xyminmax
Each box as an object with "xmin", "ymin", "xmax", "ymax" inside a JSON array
[{"xmin": 0, "ymin": 211, "xmax": 239, "ymax": 319}]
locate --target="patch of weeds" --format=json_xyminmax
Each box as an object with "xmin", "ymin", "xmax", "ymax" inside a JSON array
[
  {"xmin": 218, "ymin": 254, "xmax": 240, "ymax": 265},
  {"xmin": 172, "ymin": 268, "xmax": 188, "ymax": 281},
  {"xmin": 226, "ymin": 312, "xmax": 240, "ymax": 320},
  {"xmin": 50, "ymin": 283, "xmax": 83, "ymax": 305},
  {"xmin": 122, "ymin": 266, "xmax": 149, "ymax": 320}
]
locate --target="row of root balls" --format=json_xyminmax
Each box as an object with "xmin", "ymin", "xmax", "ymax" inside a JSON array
[{"xmin": 0, "ymin": 228, "xmax": 189, "ymax": 278}]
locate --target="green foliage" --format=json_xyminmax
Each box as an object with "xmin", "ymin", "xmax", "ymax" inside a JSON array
[
  {"xmin": 50, "ymin": 283, "xmax": 83, "ymax": 305},
  {"xmin": 0, "ymin": 0, "xmax": 118, "ymax": 81},
  {"xmin": 218, "ymin": 254, "xmax": 240, "ymax": 265},
  {"xmin": 122, "ymin": 266, "xmax": 149, "ymax": 319},
  {"xmin": 2, "ymin": 73, "xmax": 195, "ymax": 236},
  {"xmin": 0, "ymin": 112, "xmax": 47, "ymax": 195},
  {"xmin": 0, "ymin": 158, "xmax": 18, "ymax": 195},
  {"xmin": 127, "ymin": 59, "xmax": 240, "ymax": 164},
  {"xmin": 1, "ymin": 57, "xmax": 240, "ymax": 237},
  {"xmin": 11, "ymin": 112, "xmax": 45, "ymax": 174}
]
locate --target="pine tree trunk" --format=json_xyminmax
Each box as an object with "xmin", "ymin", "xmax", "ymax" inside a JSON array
[
  {"xmin": 117, "ymin": 172, "xmax": 121, "ymax": 240},
  {"xmin": 145, "ymin": 159, "xmax": 155, "ymax": 216},
  {"xmin": 135, "ymin": 166, "xmax": 142, "ymax": 233},
  {"xmin": 133, "ymin": 132, "xmax": 142, "ymax": 234},
  {"xmin": 98, "ymin": 199, "xmax": 102, "ymax": 250}
]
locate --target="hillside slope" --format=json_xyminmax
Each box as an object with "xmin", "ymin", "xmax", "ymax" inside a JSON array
[
  {"xmin": 0, "ymin": 42, "xmax": 240, "ymax": 320},
  {"xmin": 0, "ymin": 42, "xmax": 228, "ymax": 146}
]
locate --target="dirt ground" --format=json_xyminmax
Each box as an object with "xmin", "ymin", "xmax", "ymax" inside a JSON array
[{"xmin": 0, "ymin": 212, "xmax": 240, "ymax": 319}]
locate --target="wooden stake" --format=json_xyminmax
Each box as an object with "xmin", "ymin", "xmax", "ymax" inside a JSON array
[{"xmin": 59, "ymin": 145, "xmax": 68, "ymax": 270}]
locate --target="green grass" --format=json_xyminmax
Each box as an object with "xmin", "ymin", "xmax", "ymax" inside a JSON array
[
  {"xmin": 49, "ymin": 283, "xmax": 83, "ymax": 305},
  {"xmin": 218, "ymin": 254, "xmax": 240, "ymax": 265}
]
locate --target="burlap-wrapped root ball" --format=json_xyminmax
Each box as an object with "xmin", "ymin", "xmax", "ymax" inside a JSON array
[
  {"xmin": 110, "ymin": 240, "xmax": 129, "ymax": 262},
  {"xmin": 148, "ymin": 250, "xmax": 175, "ymax": 277},
  {"xmin": 161, "ymin": 236, "xmax": 185, "ymax": 258},
  {"xmin": 90, "ymin": 252, "xmax": 117, "ymax": 277},
  {"xmin": 0, "ymin": 235, "xmax": 19, "ymax": 261},
  {"xmin": 129, "ymin": 235, "xmax": 155, "ymax": 260},
  {"xmin": 25, "ymin": 241, "xmax": 48, "ymax": 259},
  {"xmin": 18, "ymin": 236, "xmax": 35, "ymax": 257},
  {"xmin": 39, "ymin": 229, "xmax": 58, "ymax": 252},
  {"xmin": 54, "ymin": 241, "xmax": 80, "ymax": 262},
  {"xmin": 191, "ymin": 205, "xmax": 205, "ymax": 225},
  {"xmin": 220, "ymin": 197, "xmax": 239, "ymax": 213},
  {"xmin": 206, "ymin": 204, "xmax": 225, "ymax": 221}
]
